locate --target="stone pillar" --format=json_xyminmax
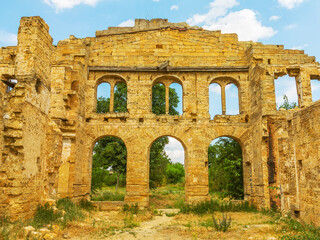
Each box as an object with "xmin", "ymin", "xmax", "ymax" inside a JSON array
[
  {"xmin": 165, "ymin": 83, "xmax": 170, "ymax": 114},
  {"xmin": 221, "ymin": 84, "xmax": 226, "ymax": 115},
  {"xmin": 125, "ymin": 143, "xmax": 149, "ymax": 207},
  {"xmin": 110, "ymin": 83, "xmax": 115, "ymax": 112},
  {"xmin": 185, "ymin": 135, "xmax": 209, "ymax": 203},
  {"xmin": 296, "ymin": 71, "xmax": 313, "ymax": 108}
]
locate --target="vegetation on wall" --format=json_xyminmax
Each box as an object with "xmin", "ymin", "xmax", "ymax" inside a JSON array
[{"xmin": 277, "ymin": 94, "xmax": 298, "ymax": 110}]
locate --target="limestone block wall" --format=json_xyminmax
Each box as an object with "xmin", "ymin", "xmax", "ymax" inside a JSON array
[
  {"xmin": 0, "ymin": 17, "xmax": 320, "ymax": 224},
  {"xmin": 270, "ymin": 101, "xmax": 320, "ymax": 225}
]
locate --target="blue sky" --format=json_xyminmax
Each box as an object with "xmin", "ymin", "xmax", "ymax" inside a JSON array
[{"xmin": 1, "ymin": 0, "xmax": 320, "ymax": 164}]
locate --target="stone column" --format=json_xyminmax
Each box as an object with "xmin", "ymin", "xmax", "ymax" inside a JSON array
[
  {"xmin": 165, "ymin": 83, "xmax": 170, "ymax": 114},
  {"xmin": 110, "ymin": 83, "xmax": 115, "ymax": 112},
  {"xmin": 185, "ymin": 134, "xmax": 209, "ymax": 203},
  {"xmin": 221, "ymin": 84, "xmax": 226, "ymax": 115},
  {"xmin": 296, "ymin": 71, "xmax": 313, "ymax": 108},
  {"xmin": 125, "ymin": 142, "xmax": 149, "ymax": 207}
]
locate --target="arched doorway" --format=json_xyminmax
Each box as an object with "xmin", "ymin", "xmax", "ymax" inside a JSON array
[
  {"xmin": 208, "ymin": 137, "xmax": 243, "ymax": 199},
  {"xmin": 90, "ymin": 136, "xmax": 127, "ymax": 201},
  {"xmin": 149, "ymin": 136, "xmax": 185, "ymax": 208}
]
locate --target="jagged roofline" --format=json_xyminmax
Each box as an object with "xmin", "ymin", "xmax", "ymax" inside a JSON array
[{"xmin": 96, "ymin": 18, "xmax": 205, "ymax": 37}]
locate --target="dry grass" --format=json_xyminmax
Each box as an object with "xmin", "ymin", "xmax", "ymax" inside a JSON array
[
  {"xmin": 149, "ymin": 184, "xmax": 184, "ymax": 208},
  {"xmin": 166, "ymin": 212, "xmax": 281, "ymax": 240}
]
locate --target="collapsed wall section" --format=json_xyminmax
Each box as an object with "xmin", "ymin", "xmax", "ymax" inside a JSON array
[{"xmin": 0, "ymin": 16, "xmax": 54, "ymax": 219}]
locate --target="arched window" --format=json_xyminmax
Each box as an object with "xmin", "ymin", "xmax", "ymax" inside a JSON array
[
  {"xmin": 96, "ymin": 82, "xmax": 111, "ymax": 113},
  {"xmin": 209, "ymin": 83, "xmax": 222, "ymax": 118},
  {"xmin": 169, "ymin": 83, "xmax": 183, "ymax": 115},
  {"xmin": 96, "ymin": 79, "xmax": 127, "ymax": 113},
  {"xmin": 152, "ymin": 79, "xmax": 183, "ymax": 116},
  {"xmin": 225, "ymin": 83, "xmax": 239, "ymax": 115},
  {"xmin": 274, "ymin": 75, "xmax": 298, "ymax": 110}
]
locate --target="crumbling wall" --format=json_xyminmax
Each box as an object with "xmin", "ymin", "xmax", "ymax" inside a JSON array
[
  {"xmin": 0, "ymin": 17, "xmax": 320, "ymax": 223},
  {"xmin": 270, "ymin": 101, "xmax": 320, "ymax": 225}
]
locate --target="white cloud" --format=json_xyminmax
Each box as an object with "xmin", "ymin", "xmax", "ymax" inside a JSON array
[
  {"xmin": 164, "ymin": 137, "xmax": 185, "ymax": 164},
  {"xmin": 153, "ymin": 0, "xmax": 159, "ymax": 2},
  {"xmin": 187, "ymin": 0, "xmax": 277, "ymax": 41},
  {"xmin": 0, "ymin": 30, "xmax": 17, "ymax": 46},
  {"xmin": 170, "ymin": 5, "xmax": 179, "ymax": 11},
  {"xmin": 290, "ymin": 44, "xmax": 308, "ymax": 50},
  {"xmin": 43, "ymin": 0, "xmax": 102, "ymax": 12},
  {"xmin": 118, "ymin": 19, "xmax": 135, "ymax": 27},
  {"xmin": 278, "ymin": 0, "xmax": 306, "ymax": 9},
  {"xmin": 269, "ymin": 15, "xmax": 280, "ymax": 21},
  {"xmin": 187, "ymin": 0, "xmax": 238, "ymax": 26},
  {"xmin": 284, "ymin": 24, "xmax": 296, "ymax": 30}
]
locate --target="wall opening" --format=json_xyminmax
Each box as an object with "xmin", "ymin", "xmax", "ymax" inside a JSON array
[
  {"xmin": 113, "ymin": 82, "xmax": 127, "ymax": 112},
  {"xmin": 274, "ymin": 75, "xmax": 298, "ymax": 110},
  {"xmin": 96, "ymin": 82, "xmax": 111, "ymax": 113},
  {"xmin": 311, "ymin": 79, "xmax": 320, "ymax": 102},
  {"xmin": 209, "ymin": 83, "xmax": 222, "ymax": 119},
  {"xmin": 152, "ymin": 83, "xmax": 166, "ymax": 115},
  {"xmin": 208, "ymin": 137, "xmax": 243, "ymax": 199},
  {"xmin": 149, "ymin": 136, "xmax": 185, "ymax": 208},
  {"xmin": 91, "ymin": 136, "xmax": 127, "ymax": 201},
  {"xmin": 169, "ymin": 83, "xmax": 183, "ymax": 115},
  {"xmin": 225, "ymin": 83, "xmax": 239, "ymax": 115}
]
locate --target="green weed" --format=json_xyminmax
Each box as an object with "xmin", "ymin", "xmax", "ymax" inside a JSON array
[
  {"xmin": 279, "ymin": 217, "xmax": 320, "ymax": 240},
  {"xmin": 31, "ymin": 203, "xmax": 62, "ymax": 229},
  {"xmin": 79, "ymin": 198, "xmax": 95, "ymax": 211},
  {"xmin": 123, "ymin": 215, "xmax": 140, "ymax": 229},
  {"xmin": 212, "ymin": 213, "xmax": 232, "ymax": 232},
  {"xmin": 123, "ymin": 203, "xmax": 139, "ymax": 214}
]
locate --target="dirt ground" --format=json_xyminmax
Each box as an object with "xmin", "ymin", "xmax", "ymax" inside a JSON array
[{"xmin": 65, "ymin": 209, "xmax": 280, "ymax": 240}]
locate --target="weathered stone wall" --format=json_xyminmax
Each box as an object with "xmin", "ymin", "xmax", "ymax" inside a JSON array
[
  {"xmin": 269, "ymin": 101, "xmax": 320, "ymax": 225},
  {"xmin": 0, "ymin": 17, "xmax": 319, "ymax": 225}
]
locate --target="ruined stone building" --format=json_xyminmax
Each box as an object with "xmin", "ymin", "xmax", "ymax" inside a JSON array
[{"xmin": 0, "ymin": 17, "xmax": 319, "ymax": 225}]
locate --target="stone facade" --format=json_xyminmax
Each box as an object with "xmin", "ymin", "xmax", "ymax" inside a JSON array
[{"xmin": 0, "ymin": 17, "xmax": 319, "ymax": 224}]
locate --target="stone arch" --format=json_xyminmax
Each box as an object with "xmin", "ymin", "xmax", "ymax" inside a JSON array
[
  {"xmin": 148, "ymin": 134, "xmax": 187, "ymax": 156},
  {"xmin": 153, "ymin": 75, "xmax": 183, "ymax": 86},
  {"xmin": 95, "ymin": 74, "xmax": 127, "ymax": 87}
]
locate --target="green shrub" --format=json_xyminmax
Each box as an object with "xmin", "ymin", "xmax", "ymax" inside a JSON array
[
  {"xmin": 165, "ymin": 163, "xmax": 185, "ymax": 184},
  {"xmin": 212, "ymin": 213, "xmax": 232, "ymax": 232}
]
